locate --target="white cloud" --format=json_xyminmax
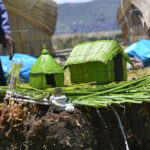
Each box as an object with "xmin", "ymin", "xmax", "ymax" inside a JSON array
[{"xmin": 54, "ymin": 0, "xmax": 93, "ymax": 4}]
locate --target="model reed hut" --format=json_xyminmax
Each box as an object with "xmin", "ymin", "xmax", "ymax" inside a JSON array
[
  {"xmin": 3, "ymin": 0, "xmax": 57, "ymax": 57},
  {"xmin": 29, "ymin": 45, "xmax": 64, "ymax": 89},
  {"xmin": 117, "ymin": 0, "xmax": 150, "ymax": 44},
  {"xmin": 64, "ymin": 40, "xmax": 132, "ymax": 84}
]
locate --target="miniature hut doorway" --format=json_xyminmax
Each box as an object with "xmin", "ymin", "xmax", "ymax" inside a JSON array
[
  {"xmin": 46, "ymin": 74, "xmax": 56, "ymax": 86},
  {"xmin": 113, "ymin": 54, "xmax": 123, "ymax": 82}
]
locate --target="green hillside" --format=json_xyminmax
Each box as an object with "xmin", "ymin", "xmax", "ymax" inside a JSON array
[{"xmin": 55, "ymin": 0, "xmax": 121, "ymax": 34}]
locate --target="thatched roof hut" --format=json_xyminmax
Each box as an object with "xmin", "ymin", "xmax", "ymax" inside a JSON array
[
  {"xmin": 64, "ymin": 40, "xmax": 132, "ymax": 84},
  {"xmin": 3, "ymin": 0, "xmax": 57, "ymax": 57},
  {"xmin": 117, "ymin": 0, "xmax": 150, "ymax": 44},
  {"xmin": 29, "ymin": 45, "xmax": 64, "ymax": 89}
]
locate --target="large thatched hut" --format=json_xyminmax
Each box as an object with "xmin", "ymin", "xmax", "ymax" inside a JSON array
[
  {"xmin": 3, "ymin": 0, "xmax": 57, "ymax": 57},
  {"xmin": 64, "ymin": 40, "xmax": 133, "ymax": 84},
  {"xmin": 117, "ymin": 0, "xmax": 150, "ymax": 44}
]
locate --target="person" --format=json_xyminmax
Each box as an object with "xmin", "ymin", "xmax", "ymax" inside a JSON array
[{"xmin": 0, "ymin": 0, "xmax": 14, "ymax": 85}]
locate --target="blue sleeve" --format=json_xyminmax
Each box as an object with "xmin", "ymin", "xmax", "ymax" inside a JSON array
[{"xmin": 0, "ymin": 0, "xmax": 10, "ymax": 35}]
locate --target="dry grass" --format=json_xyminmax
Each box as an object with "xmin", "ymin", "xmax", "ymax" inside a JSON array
[
  {"xmin": 128, "ymin": 67, "xmax": 150, "ymax": 81},
  {"xmin": 52, "ymin": 30, "xmax": 124, "ymax": 51},
  {"xmin": 64, "ymin": 69, "xmax": 71, "ymax": 85}
]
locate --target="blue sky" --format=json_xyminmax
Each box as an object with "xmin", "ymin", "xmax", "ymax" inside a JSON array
[{"xmin": 54, "ymin": 0, "xmax": 93, "ymax": 4}]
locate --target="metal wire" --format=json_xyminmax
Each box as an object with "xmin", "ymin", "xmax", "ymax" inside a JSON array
[{"xmin": 109, "ymin": 105, "xmax": 129, "ymax": 150}]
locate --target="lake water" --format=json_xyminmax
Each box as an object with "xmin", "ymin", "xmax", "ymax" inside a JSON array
[{"xmin": 54, "ymin": 0, "xmax": 93, "ymax": 4}]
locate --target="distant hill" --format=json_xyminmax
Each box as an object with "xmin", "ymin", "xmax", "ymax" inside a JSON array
[{"xmin": 55, "ymin": 0, "xmax": 121, "ymax": 34}]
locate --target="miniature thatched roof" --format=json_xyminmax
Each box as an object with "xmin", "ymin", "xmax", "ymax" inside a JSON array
[
  {"xmin": 117, "ymin": 0, "xmax": 150, "ymax": 29},
  {"xmin": 64, "ymin": 40, "xmax": 132, "ymax": 68},
  {"xmin": 30, "ymin": 45, "xmax": 64, "ymax": 74}
]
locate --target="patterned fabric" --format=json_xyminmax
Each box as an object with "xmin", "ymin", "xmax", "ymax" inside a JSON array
[
  {"xmin": 0, "ymin": 1, "xmax": 10, "ymax": 85},
  {"xmin": 0, "ymin": 0, "xmax": 10, "ymax": 35}
]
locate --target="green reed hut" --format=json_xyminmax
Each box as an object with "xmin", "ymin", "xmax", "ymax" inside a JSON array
[
  {"xmin": 64, "ymin": 40, "xmax": 133, "ymax": 84},
  {"xmin": 29, "ymin": 45, "xmax": 64, "ymax": 89}
]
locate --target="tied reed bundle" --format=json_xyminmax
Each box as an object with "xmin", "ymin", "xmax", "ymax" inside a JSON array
[{"xmin": 2, "ymin": 74, "xmax": 150, "ymax": 106}]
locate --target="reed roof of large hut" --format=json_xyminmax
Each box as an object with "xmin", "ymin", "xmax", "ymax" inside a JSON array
[
  {"xmin": 3, "ymin": 0, "xmax": 57, "ymax": 56},
  {"xmin": 4, "ymin": 0, "xmax": 57, "ymax": 34},
  {"xmin": 117, "ymin": 0, "xmax": 150, "ymax": 29}
]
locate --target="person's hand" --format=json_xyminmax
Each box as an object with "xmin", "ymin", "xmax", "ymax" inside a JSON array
[
  {"xmin": 5, "ymin": 35, "xmax": 15, "ymax": 60},
  {"xmin": 0, "ymin": 34, "xmax": 15, "ymax": 60}
]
